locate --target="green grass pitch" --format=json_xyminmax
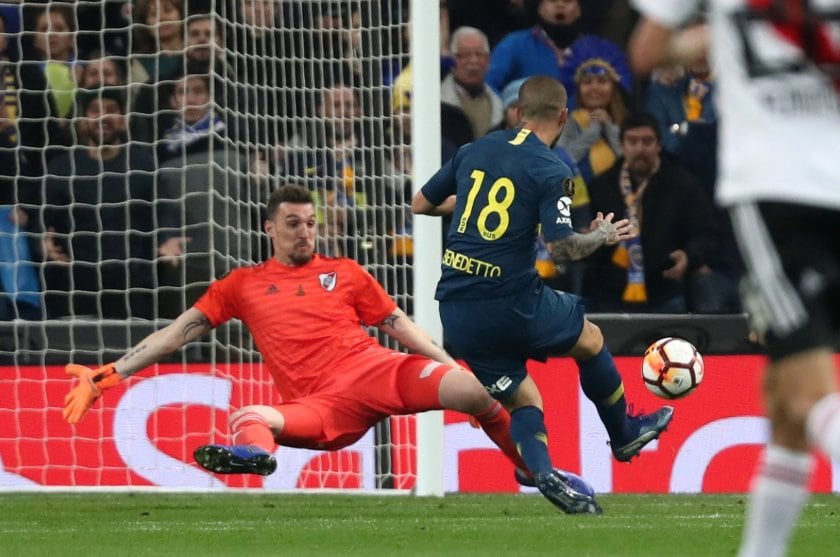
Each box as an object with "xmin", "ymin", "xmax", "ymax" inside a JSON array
[{"xmin": 1, "ymin": 493, "xmax": 838, "ymax": 556}]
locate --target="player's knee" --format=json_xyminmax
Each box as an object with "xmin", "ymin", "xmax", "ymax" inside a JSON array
[
  {"xmin": 569, "ymin": 320, "xmax": 604, "ymax": 359},
  {"xmin": 438, "ymin": 369, "xmax": 492, "ymax": 414},
  {"xmin": 764, "ymin": 354, "xmax": 836, "ymax": 446}
]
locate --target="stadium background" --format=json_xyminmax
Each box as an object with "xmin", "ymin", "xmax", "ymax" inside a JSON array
[{"xmin": 1, "ymin": 0, "xmax": 838, "ymax": 496}]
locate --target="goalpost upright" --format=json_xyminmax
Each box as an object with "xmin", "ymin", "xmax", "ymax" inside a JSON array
[{"xmin": 409, "ymin": 0, "xmax": 445, "ymax": 498}]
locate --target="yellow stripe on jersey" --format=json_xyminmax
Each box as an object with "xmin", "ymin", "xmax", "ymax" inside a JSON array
[{"xmin": 508, "ymin": 128, "xmax": 532, "ymax": 145}]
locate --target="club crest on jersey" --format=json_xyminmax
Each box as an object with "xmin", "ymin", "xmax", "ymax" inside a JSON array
[
  {"xmin": 319, "ymin": 272, "xmax": 337, "ymax": 292},
  {"xmin": 562, "ymin": 177, "xmax": 575, "ymax": 198}
]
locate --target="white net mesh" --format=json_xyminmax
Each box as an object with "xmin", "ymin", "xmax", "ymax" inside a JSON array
[{"xmin": 0, "ymin": 0, "xmax": 418, "ymax": 491}]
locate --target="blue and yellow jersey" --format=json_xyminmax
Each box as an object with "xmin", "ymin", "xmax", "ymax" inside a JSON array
[{"xmin": 421, "ymin": 127, "xmax": 575, "ymax": 300}]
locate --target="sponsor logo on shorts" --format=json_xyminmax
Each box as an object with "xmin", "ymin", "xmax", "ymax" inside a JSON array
[{"xmin": 485, "ymin": 375, "xmax": 513, "ymax": 395}]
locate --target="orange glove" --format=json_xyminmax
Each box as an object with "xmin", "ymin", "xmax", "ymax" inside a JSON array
[{"xmin": 62, "ymin": 363, "xmax": 122, "ymax": 425}]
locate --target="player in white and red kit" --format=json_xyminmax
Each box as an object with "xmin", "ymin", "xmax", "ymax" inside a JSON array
[
  {"xmin": 63, "ymin": 184, "xmax": 577, "ymax": 497},
  {"xmin": 629, "ymin": 3, "xmax": 840, "ymax": 556}
]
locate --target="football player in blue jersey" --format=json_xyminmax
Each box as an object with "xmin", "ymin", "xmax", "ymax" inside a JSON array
[{"xmin": 412, "ymin": 75, "xmax": 674, "ymax": 514}]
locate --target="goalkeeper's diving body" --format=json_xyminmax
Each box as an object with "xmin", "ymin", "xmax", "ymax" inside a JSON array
[{"xmin": 64, "ymin": 183, "xmax": 596, "ymax": 510}]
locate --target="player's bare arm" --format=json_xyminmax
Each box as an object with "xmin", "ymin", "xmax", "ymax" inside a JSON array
[
  {"xmin": 115, "ymin": 307, "xmax": 212, "ymax": 378},
  {"xmin": 547, "ymin": 212, "xmax": 634, "ymax": 262},
  {"xmin": 63, "ymin": 306, "xmax": 214, "ymax": 424},
  {"xmin": 374, "ymin": 307, "xmax": 458, "ymax": 367},
  {"xmin": 411, "ymin": 191, "xmax": 456, "ymax": 216},
  {"xmin": 629, "ymin": 17, "xmax": 709, "ymax": 74}
]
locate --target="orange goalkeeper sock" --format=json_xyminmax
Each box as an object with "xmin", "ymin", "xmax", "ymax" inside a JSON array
[
  {"xmin": 229, "ymin": 412, "xmax": 276, "ymax": 453},
  {"xmin": 473, "ymin": 401, "xmax": 529, "ymax": 474}
]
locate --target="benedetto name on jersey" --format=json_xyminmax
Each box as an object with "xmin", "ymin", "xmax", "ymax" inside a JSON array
[{"xmin": 443, "ymin": 249, "xmax": 502, "ymax": 277}]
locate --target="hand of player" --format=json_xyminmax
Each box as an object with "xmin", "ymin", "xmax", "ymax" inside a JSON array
[
  {"xmin": 62, "ymin": 363, "xmax": 122, "ymax": 424},
  {"xmin": 590, "ymin": 212, "xmax": 635, "ymax": 245}
]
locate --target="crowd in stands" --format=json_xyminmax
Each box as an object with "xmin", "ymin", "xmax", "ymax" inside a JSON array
[{"xmin": 0, "ymin": 0, "xmax": 742, "ymax": 323}]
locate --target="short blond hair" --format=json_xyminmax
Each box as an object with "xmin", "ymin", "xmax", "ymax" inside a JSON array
[{"xmin": 517, "ymin": 75, "xmax": 568, "ymax": 121}]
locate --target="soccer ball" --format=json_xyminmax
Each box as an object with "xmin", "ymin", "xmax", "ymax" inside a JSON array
[{"xmin": 642, "ymin": 337, "xmax": 704, "ymax": 399}]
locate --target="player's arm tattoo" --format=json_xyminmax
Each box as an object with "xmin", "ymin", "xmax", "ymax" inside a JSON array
[
  {"xmin": 182, "ymin": 315, "xmax": 211, "ymax": 341},
  {"xmin": 548, "ymin": 215, "xmax": 625, "ymax": 262},
  {"xmin": 374, "ymin": 314, "xmax": 400, "ymax": 329},
  {"xmin": 115, "ymin": 343, "xmax": 151, "ymax": 379},
  {"xmin": 549, "ymin": 229, "xmax": 609, "ymax": 262},
  {"xmin": 120, "ymin": 343, "xmax": 148, "ymax": 364}
]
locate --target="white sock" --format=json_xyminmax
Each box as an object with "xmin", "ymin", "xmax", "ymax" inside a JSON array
[
  {"xmin": 806, "ymin": 392, "xmax": 840, "ymax": 458},
  {"xmin": 737, "ymin": 445, "xmax": 812, "ymax": 557}
]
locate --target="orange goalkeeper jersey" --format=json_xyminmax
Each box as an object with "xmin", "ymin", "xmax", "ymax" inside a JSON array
[{"xmin": 194, "ymin": 254, "xmax": 397, "ymax": 402}]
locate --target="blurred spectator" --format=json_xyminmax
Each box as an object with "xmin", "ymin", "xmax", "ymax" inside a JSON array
[
  {"xmin": 391, "ymin": 1, "xmax": 456, "ymax": 118},
  {"xmin": 645, "ymin": 55, "xmax": 742, "ymax": 313},
  {"xmin": 391, "ymin": 9, "xmax": 473, "ymax": 155},
  {"xmin": 127, "ymin": 0, "xmax": 184, "ymax": 147},
  {"xmin": 131, "ymin": 9, "xmax": 226, "ymax": 146},
  {"xmin": 225, "ymin": 0, "xmax": 292, "ymax": 164},
  {"xmin": 389, "ymin": 107, "xmax": 458, "ymax": 179},
  {"xmin": 41, "ymin": 88, "xmax": 159, "ymax": 320},
  {"xmin": 448, "ymin": 0, "xmax": 531, "ymax": 49},
  {"xmin": 442, "ymin": 26, "xmax": 503, "ymax": 139},
  {"xmin": 152, "ymin": 18, "xmax": 253, "ymax": 317},
  {"xmin": 558, "ymin": 56, "xmax": 630, "ymax": 183},
  {"xmin": 583, "ymin": 113, "xmax": 719, "ymax": 313},
  {"xmin": 0, "ymin": 9, "xmax": 67, "ymax": 208},
  {"xmin": 287, "ymin": 83, "xmax": 372, "ymax": 207},
  {"xmin": 26, "ymin": 3, "xmax": 78, "ymax": 120},
  {"xmin": 484, "ymin": 0, "xmax": 631, "ymax": 96},
  {"xmin": 158, "ymin": 67, "xmax": 226, "ymax": 162},
  {"xmin": 285, "ymin": 81, "xmax": 399, "ymax": 267},
  {"xmin": 185, "ymin": 11, "xmax": 224, "ymax": 65},
  {"xmin": 129, "ymin": 0, "xmax": 184, "ymax": 84},
  {"xmin": 0, "ymin": 206, "xmax": 42, "ymax": 320},
  {"xmin": 75, "ymin": 50, "xmax": 128, "ymax": 151},
  {"xmin": 78, "ymin": 50, "xmax": 127, "ymax": 89},
  {"xmin": 288, "ymin": 0, "xmax": 405, "ymax": 148},
  {"xmin": 74, "ymin": 1, "xmax": 131, "ymax": 59},
  {"xmin": 313, "ymin": 2, "xmax": 368, "ymax": 84},
  {"xmin": 155, "ymin": 155, "xmax": 253, "ymax": 318},
  {"xmin": 645, "ymin": 56, "xmax": 716, "ymax": 195}
]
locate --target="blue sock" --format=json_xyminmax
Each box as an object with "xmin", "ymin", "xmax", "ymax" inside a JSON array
[
  {"xmin": 509, "ymin": 406, "xmax": 553, "ymax": 476},
  {"xmin": 577, "ymin": 345, "xmax": 629, "ymax": 442}
]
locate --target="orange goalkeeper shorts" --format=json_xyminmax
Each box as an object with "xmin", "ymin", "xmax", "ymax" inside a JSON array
[{"xmin": 274, "ymin": 351, "xmax": 453, "ymax": 450}]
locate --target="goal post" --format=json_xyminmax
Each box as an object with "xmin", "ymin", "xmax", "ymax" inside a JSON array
[
  {"xmin": 409, "ymin": 0, "xmax": 445, "ymax": 498},
  {"xmin": 0, "ymin": 0, "xmax": 447, "ymax": 494}
]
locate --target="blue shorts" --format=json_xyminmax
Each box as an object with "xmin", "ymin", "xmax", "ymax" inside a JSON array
[{"xmin": 439, "ymin": 282, "xmax": 585, "ymax": 400}]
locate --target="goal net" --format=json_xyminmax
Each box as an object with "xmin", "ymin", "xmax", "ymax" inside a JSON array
[{"xmin": 0, "ymin": 0, "xmax": 427, "ymax": 492}]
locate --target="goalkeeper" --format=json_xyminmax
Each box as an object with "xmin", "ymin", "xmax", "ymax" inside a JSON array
[{"xmin": 63, "ymin": 184, "xmax": 590, "ymax": 505}]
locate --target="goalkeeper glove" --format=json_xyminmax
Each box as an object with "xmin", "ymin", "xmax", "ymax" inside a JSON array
[{"xmin": 62, "ymin": 363, "xmax": 122, "ymax": 425}]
